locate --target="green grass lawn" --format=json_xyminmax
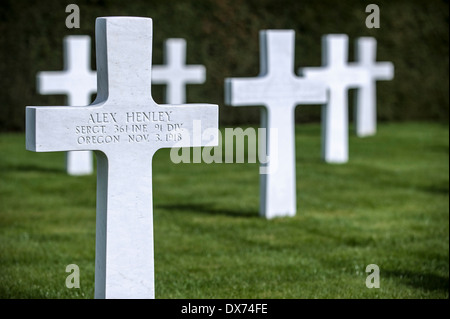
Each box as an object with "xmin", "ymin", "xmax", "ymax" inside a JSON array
[{"xmin": 0, "ymin": 122, "xmax": 448, "ymax": 299}]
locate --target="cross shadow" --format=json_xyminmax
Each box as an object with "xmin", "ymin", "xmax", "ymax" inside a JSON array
[
  {"xmin": 420, "ymin": 183, "xmax": 449, "ymax": 196},
  {"xmin": 4, "ymin": 163, "xmax": 66, "ymax": 174},
  {"xmin": 382, "ymin": 269, "xmax": 449, "ymax": 293},
  {"xmin": 155, "ymin": 203, "xmax": 258, "ymax": 219}
]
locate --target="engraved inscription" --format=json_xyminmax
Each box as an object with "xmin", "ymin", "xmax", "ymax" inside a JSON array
[
  {"xmin": 88, "ymin": 113, "xmax": 118, "ymax": 124},
  {"xmin": 126, "ymin": 111, "xmax": 172, "ymax": 122},
  {"xmin": 76, "ymin": 110, "xmax": 185, "ymax": 145}
]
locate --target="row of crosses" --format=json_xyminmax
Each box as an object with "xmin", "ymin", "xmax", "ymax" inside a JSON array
[
  {"xmin": 27, "ymin": 17, "xmax": 393, "ymax": 298},
  {"xmin": 37, "ymin": 32, "xmax": 393, "ymax": 176},
  {"xmin": 37, "ymin": 36, "xmax": 205, "ymax": 175}
]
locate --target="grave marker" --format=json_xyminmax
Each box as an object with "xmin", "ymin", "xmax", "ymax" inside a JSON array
[
  {"xmin": 225, "ymin": 30, "xmax": 327, "ymax": 219},
  {"xmin": 37, "ymin": 36, "xmax": 97, "ymax": 175},
  {"xmin": 300, "ymin": 34, "xmax": 369, "ymax": 163},
  {"xmin": 352, "ymin": 37, "xmax": 394, "ymax": 137},
  {"xmin": 152, "ymin": 38, "xmax": 206, "ymax": 104},
  {"xmin": 26, "ymin": 17, "xmax": 218, "ymax": 298}
]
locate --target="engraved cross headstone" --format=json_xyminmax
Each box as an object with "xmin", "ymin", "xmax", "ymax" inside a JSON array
[
  {"xmin": 300, "ymin": 34, "xmax": 369, "ymax": 163},
  {"xmin": 37, "ymin": 36, "xmax": 97, "ymax": 175},
  {"xmin": 152, "ymin": 38, "xmax": 206, "ymax": 104},
  {"xmin": 225, "ymin": 30, "xmax": 327, "ymax": 219},
  {"xmin": 26, "ymin": 17, "xmax": 218, "ymax": 299},
  {"xmin": 352, "ymin": 37, "xmax": 394, "ymax": 137}
]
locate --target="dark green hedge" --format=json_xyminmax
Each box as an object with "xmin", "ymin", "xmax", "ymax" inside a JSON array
[{"xmin": 0, "ymin": 0, "xmax": 448, "ymax": 132}]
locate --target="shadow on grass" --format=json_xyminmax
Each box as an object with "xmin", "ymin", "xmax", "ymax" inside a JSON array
[
  {"xmin": 3, "ymin": 163, "xmax": 65, "ymax": 174},
  {"xmin": 383, "ymin": 269, "xmax": 449, "ymax": 293},
  {"xmin": 420, "ymin": 182, "xmax": 449, "ymax": 196},
  {"xmin": 156, "ymin": 203, "xmax": 258, "ymax": 219}
]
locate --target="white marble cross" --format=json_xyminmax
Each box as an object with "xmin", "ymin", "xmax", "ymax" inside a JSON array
[
  {"xmin": 225, "ymin": 30, "xmax": 327, "ymax": 219},
  {"xmin": 300, "ymin": 34, "xmax": 369, "ymax": 163},
  {"xmin": 152, "ymin": 38, "xmax": 206, "ymax": 104},
  {"xmin": 352, "ymin": 37, "xmax": 394, "ymax": 137},
  {"xmin": 37, "ymin": 36, "xmax": 97, "ymax": 175},
  {"xmin": 26, "ymin": 17, "xmax": 218, "ymax": 299}
]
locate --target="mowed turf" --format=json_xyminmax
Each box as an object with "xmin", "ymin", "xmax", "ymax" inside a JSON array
[{"xmin": 0, "ymin": 122, "xmax": 448, "ymax": 298}]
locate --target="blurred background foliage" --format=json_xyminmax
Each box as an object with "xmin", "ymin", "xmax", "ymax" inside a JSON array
[{"xmin": 0, "ymin": 0, "xmax": 448, "ymax": 132}]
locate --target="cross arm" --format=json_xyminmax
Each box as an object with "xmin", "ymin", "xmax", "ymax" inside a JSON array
[
  {"xmin": 373, "ymin": 62, "xmax": 394, "ymax": 80},
  {"xmin": 155, "ymin": 103, "xmax": 218, "ymax": 149},
  {"xmin": 26, "ymin": 105, "xmax": 99, "ymax": 152},
  {"xmin": 37, "ymin": 72, "xmax": 71, "ymax": 95},
  {"xmin": 225, "ymin": 77, "xmax": 267, "ymax": 107}
]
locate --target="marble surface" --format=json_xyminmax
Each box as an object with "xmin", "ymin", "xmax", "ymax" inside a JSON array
[
  {"xmin": 27, "ymin": 17, "xmax": 218, "ymax": 299},
  {"xmin": 152, "ymin": 38, "xmax": 206, "ymax": 104},
  {"xmin": 37, "ymin": 36, "xmax": 96, "ymax": 175},
  {"xmin": 225, "ymin": 30, "xmax": 326, "ymax": 219}
]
